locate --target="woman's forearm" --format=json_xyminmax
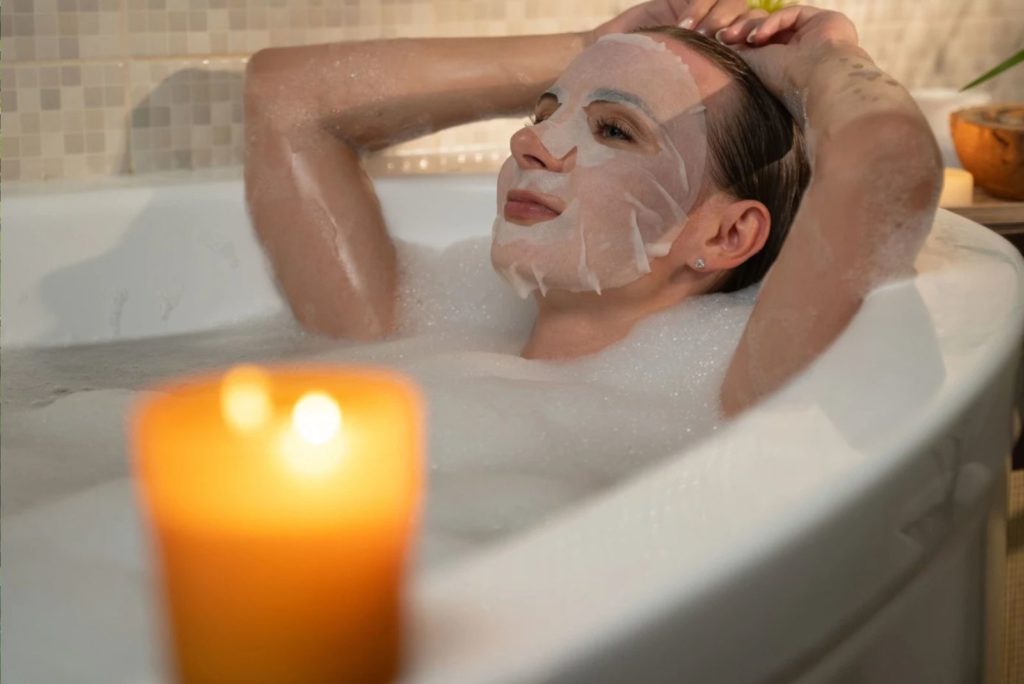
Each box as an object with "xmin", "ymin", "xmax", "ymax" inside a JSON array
[{"xmin": 246, "ymin": 33, "xmax": 590, "ymax": 150}]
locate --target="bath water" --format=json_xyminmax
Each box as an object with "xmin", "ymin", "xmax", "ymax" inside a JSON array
[{"xmin": 2, "ymin": 236, "xmax": 756, "ymax": 571}]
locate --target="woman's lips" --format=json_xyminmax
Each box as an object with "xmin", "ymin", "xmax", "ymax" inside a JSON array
[{"xmin": 503, "ymin": 189, "xmax": 565, "ymax": 225}]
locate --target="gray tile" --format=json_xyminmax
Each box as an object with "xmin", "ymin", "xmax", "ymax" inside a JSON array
[{"xmin": 40, "ymin": 88, "xmax": 61, "ymax": 110}]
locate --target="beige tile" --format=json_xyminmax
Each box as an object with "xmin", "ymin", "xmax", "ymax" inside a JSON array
[
  {"xmin": 4, "ymin": 137, "xmax": 22, "ymax": 157},
  {"xmin": 61, "ymin": 109, "xmax": 85, "ymax": 130},
  {"xmin": 3, "ymin": 0, "xmax": 1023, "ymax": 182},
  {"xmin": 3, "ymin": 61, "xmax": 127, "ymax": 181},
  {"xmin": 64, "ymin": 131, "xmax": 85, "ymax": 154},
  {"xmin": 2, "ymin": 158, "xmax": 23, "ymax": 180},
  {"xmin": 4, "ymin": 0, "xmax": 123, "ymax": 64},
  {"xmin": 63, "ymin": 154, "xmax": 90, "ymax": 178},
  {"xmin": 19, "ymin": 157, "xmax": 43, "ymax": 180},
  {"xmin": 84, "ymin": 108, "xmax": 106, "ymax": 130},
  {"xmin": 126, "ymin": 0, "xmax": 261, "ymax": 57},
  {"xmin": 86, "ymin": 130, "xmax": 107, "ymax": 153},
  {"xmin": 20, "ymin": 134, "xmax": 41, "ymax": 157},
  {"xmin": 41, "ymin": 128, "xmax": 64, "ymax": 157},
  {"xmin": 41, "ymin": 156, "xmax": 65, "ymax": 179},
  {"xmin": 2, "ymin": 111, "xmax": 22, "ymax": 136},
  {"xmin": 20, "ymin": 112, "xmax": 41, "ymax": 135}
]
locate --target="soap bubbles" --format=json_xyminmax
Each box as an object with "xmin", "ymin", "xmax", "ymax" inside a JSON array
[
  {"xmin": 4, "ymin": 235, "xmax": 756, "ymax": 572},
  {"xmin": 342, "ymin": 236, "xmax": 756, "ymax": 570}
]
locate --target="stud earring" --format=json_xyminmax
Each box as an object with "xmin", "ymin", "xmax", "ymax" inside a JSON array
[{"xmin": 694, "ymin": 257, "xmax": 706, "ymax": 270}]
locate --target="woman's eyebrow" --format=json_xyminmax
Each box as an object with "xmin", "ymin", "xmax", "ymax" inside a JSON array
[{"xmin": 587, "ymin": 88, "xmax": 656, "ymax": 119}]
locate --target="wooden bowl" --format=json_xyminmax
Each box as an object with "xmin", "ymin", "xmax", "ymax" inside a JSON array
[{"xmin": 951, "ymin": 104, "xmax": 1024, "ymax": 201}]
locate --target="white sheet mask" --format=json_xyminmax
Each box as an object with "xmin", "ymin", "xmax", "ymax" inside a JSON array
[{"xmin": 492, "ymin": 33, "xmax": 708, "ymax": 297}]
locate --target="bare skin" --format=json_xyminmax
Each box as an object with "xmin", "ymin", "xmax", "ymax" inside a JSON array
[
  {"xmin": 244, "ymin": 1, "xmax": 941, "ymax": 416},
  {"xmin": 715, "ymin": 7, "xmax": 943, "ymax": 414}
]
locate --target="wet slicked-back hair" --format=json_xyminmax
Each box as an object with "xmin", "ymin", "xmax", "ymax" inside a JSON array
[{"xmin": 636, "ymin": 27, "xmax": 812, "ymax": 292}]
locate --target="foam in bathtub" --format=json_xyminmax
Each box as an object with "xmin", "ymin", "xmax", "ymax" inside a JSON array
[
  {"xmin": 491, "ymin": 34, "xmax": 708, "ymax": 298},
  {"xmin": 365, "ymin": 236, "xmax": 757, "ymax": 567},
  {"xmin": 3, "ymin": 235, "xmax": 754, "ymax": 571}
]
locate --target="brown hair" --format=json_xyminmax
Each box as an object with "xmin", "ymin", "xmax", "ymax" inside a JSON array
[{"xmin": 636, "ymin": 27, "xmax": 812, "ymax": 292}]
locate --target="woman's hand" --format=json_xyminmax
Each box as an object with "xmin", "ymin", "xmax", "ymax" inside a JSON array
[
  {"xmin": 592, "ymin": 0, "xmax": 750, "ymax": 41},
  {"xmin": 716, "ymin": 6, "xmax": 860, "ymax": 103}
]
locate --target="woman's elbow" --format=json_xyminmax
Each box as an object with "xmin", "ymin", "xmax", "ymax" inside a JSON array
[
  {"xmin": 885, "ymin": 113, "xmax": 944, "ymax": 214},
  {"xmin": 244, "ymin": 48, "xmax": 281, "ymax": 105},
  {"xmin": 861, "ymin": 111, "xmax": 943, "ymax": 208},
  {"xmin": 880, "ymin": 118, "xmax": 944, "ymax": 254},
  {"xmin": 244, "ymin": 47, "xmax": 321, "ymax": 132},
  {"xmin": 823, "ymin": 111, "xmax": 944, "ymax": 227}
]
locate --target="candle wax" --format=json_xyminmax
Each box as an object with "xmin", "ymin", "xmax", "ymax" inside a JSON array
[
  {"xmin": 133, "ymin": 366, "xmax": 423, "ymax": 684},
  {"xmin": 939, "ymin": 167, "xmax": 974, "ymax": 207}
]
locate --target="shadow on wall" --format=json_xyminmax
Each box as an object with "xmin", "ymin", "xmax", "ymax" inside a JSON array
[
  {"xmin": 119, "ymin": 66, "xmax": 246, "ymax": 176},
  {"xmin": 26, "ymin": 172, "xmax": 287, "ymax": 348}
]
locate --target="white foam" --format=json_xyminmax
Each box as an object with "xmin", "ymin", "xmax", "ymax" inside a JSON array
[{"xmin": 3, "ymin": 236, "xmax": 757, "ymax": 573}]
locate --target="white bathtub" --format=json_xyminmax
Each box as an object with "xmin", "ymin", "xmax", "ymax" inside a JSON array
[{"xmin": 2, "ymin": 171, "xmax": 1022, "ymax": 683}]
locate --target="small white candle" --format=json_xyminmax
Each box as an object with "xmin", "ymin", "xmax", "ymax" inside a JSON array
[{"xmin": 939, "ymin": 168, "xmax": 974, "ymax": 207}]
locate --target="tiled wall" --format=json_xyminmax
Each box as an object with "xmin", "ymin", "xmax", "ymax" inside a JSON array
[{"xmin": 2, "ymin": 0, "xmax": 1023, "ymax": 182}]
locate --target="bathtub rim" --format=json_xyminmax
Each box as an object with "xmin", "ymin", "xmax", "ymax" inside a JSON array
[
  {"xmin": 404, "ymin": 208, "xmax": 1024, "ymax": 682},
  {"xmin": 4, "ymin": 173, "xmax": 1022, "ymax": 683}
]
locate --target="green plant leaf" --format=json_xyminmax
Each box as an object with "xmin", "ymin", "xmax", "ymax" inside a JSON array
[{"xmin": 961, "ymin": 48, "xmax": 1024, "ymax": 91}]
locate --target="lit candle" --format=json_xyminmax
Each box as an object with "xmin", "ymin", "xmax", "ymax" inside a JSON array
[
  {"xmin": 939, "ymin": 167, "xmax": 974, "ymax": 207},
  {"xmin": 132, "ymin": 365, "xmax": 423, "ymax": 683}
]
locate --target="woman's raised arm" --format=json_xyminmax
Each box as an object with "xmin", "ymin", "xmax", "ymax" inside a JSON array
[
  {"xmin": 243, "ymin": 0, "xmax": 749, "ymax": 339},
  {"xmin": 717, "ymin": 7, "xmax": 944, "ymax": 415},
  {"xmin": 243, "ymin": 34, "xmax": 588, "ymax": 339}
]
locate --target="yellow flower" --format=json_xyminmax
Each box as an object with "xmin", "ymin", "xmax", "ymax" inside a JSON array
[{"xmin": 747, "ymin": 0, "xmax": 793, "ymax": 12}]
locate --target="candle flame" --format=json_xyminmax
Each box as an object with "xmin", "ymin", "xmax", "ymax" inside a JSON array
[
  {"xmin": 292, "ymin": 392, "xmax": 342, "ymax": 445},
  {"xmin": 221, "ymin": 365, "xmax": 272, "ymax": 433},
  {"xmin": 282, "ymin": 392, "xmax": 345, "ymax": 476}
]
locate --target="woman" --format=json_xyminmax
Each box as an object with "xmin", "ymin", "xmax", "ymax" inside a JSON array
[{"xmin": 244, "ymin": 1, "xmax": 942, "ymax": 416}]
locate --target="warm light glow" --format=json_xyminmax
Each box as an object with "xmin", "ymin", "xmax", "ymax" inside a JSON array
[
  {"xmin": 221, "ymin": 365, "xmax": 272, "ymax": 432},
  {"xmin": 939, "ymin": 167, "xmax": 974, "ymax": 207},
  {"xmin": 292, "ymin": 392, "xmax": 342, "ymax": 445}
]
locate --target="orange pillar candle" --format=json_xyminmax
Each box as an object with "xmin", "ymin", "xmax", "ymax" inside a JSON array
[{"xmin": 132, "ymin": 365, "xmax": 423, "ymax": 684}]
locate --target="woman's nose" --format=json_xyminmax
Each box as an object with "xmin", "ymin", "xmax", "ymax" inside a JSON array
[{"xmin": 510, "ymin": 127, "xmax": 576, "ymax": 173}]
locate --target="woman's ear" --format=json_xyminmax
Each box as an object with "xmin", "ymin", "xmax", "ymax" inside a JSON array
[{"xmin": 702, "ymin": 199, "xmax": 771, "ymax": 270}]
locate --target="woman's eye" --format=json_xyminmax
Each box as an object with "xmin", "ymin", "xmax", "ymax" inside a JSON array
[
  {"xmin": 529, "ymin": 112, "xmax": 551, "ymax": 125},
  {"xmin": 597, "ymin": 120, "xmax": 634, "ymax": 143}
]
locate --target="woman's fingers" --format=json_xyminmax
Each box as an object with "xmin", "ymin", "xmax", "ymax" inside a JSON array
[
  {"xmin": 677, "ymin": 0, "xmax": 717, "ymax": 30},
  {"xmin": 694, "ymin": 0, "xmax": 752, "ymax": 36},
  {"xmin": 678, "ymin": 0, "xmax": 746, "ymax": 34},
  {"xmin": 715, "ymin": 10, "xmax": 769, "ymax": 44},
  {"xmin": 746, "ymin": 6, "xmax": 818, "ymax": 45},
  {"xmin": 596, "ymin": 0, "xmax": 758, "ymax": 38}
]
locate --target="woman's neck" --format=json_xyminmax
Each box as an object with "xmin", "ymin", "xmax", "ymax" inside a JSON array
[
  {"xmin": 522, "ymin": 307, "xmax": 633, "ymax": 360},
  {"xmin": 518, "ymin": 258, "xmax": 713, "ymax": 360},
  {"xmin": 522, "ymin": 290, "xmax": 682, "ymax": 360}
]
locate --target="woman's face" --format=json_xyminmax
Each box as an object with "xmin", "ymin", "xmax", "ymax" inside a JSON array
[{"xmin": 491, "ymin": 34, "xmax": 709, "ymax": 298}]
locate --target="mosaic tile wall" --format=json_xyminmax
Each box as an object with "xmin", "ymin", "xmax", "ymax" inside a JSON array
[{"xmin": 2, "ymin": 0, "xmax": 1023, "ymax": 182}]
